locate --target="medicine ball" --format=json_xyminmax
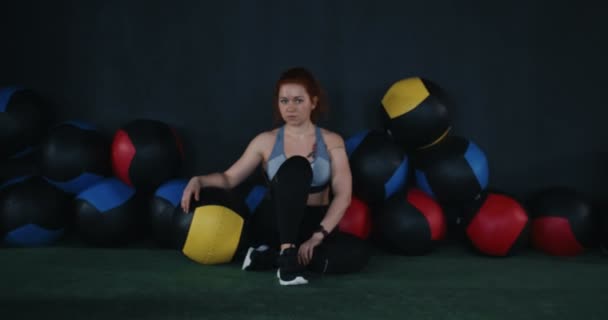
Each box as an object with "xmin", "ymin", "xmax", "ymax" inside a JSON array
[
  {"xmin": 172, "ymin": 187, "xmax": 248, "ymax": 264},
  {"xmin": 244, "ymin": 184, "xmax": 270, "ymax": 217},
  {"xmin": 112, "ymin": 119, "xmax": 184, "ymax": 191},
  {"xmin": 0, "ymin": 177, "xmax": 70, "ymax": 247},
  {"xmin": 373, "ymin": 188, "xmax": 446, "ymax": 255},
  {"xmin": 527, "ymin": 187, "xmax": 595, "ymax": 256},
  {"xmin": 339, "ymin": 196, "xmax": 372, "ymax": 239},
  {"xmin": 75, "ymin": 178, "xmax": 140, "ymax": 247},
  {"xmin": 1, "ymin": 147, "xmax": 41, "ymax": 185},
  {"xmin": 41, "ymin": 121, "xmax": 111, "ymax": 194},
  {"xmin": 149, "ymin": 179, "xmax": 188, "ymax": 248},
  {"xmin": 0, "ymin": 87, "xmax": 50, "ymax": 158},
  {"xmin": 413, "ymin": 135, "xmax": 489, "ymax": 205},
  {"xmin": 381, "ymin": 77, "xmax": 451, "ymax": 151},
  {"xmin": 345, "ymin": 129, "xmax": 408, "ymax": 205},
  {"xmin": 464, "ymin": 192, "xmax": 529, "ymax": 256}
]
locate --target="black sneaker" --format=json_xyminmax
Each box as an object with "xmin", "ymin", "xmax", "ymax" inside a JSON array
[
  {"xmin": 242, "ymin": 245, "xmax": 277, "ymax": 271},
  {"xmin": 277, "ymin": 247, "xmax": 308, "ymax": 285}
]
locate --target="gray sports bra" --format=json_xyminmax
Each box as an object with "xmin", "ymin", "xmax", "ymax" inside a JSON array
[{"xmin": 265, "ymin": 126, "xmax": 331, "ymax": 193}]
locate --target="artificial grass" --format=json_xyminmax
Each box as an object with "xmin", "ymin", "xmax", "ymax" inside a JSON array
[{"xmin": 0, "ymin": 244, "xmax": 606, "ymax": 319}]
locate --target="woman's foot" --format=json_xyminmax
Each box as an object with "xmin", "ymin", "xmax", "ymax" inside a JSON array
[
  {"xmin": 277, "ymin": 247, "xmax": 308, "ymax": 285},
  {"xmin": 242, "ymin": 245, "xmax": 277, "ymax": 271}
]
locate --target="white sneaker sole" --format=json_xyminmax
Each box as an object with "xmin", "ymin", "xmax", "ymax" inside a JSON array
[
  {"xmin": 241, "ymin": 247, "xmax": 255, "ymax": 270},
  {"xmin": 277, "ymin": 269, "xmax": 308, "ymax": 286}
]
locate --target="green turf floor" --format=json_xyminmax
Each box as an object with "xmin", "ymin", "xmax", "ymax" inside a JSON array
[{"xmin": 1, "ymin": 244, "xmax": 606, "ymax": 319}]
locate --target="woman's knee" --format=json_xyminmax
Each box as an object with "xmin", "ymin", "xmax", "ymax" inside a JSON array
[
  {"xmin": 272, "ymin": 156, "xmax": 312, "ymax": 186},
  {"xmin": 310, "ymin": 233, "xmax": 372, "ymax": 274}
]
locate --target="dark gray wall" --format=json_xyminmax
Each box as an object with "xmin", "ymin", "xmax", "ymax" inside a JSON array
[{"xmin": 1, "ymin": 0, "xmax": 606, "ymax": 199}]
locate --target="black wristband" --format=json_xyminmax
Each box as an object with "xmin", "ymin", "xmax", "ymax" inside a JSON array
[{"xmin": 316, "ymin": 225, "xmax": 329, "ymax": 238}]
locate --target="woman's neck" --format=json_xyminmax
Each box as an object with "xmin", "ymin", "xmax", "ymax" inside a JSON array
[{"xmin": 284, "ymin": 122, "xmax": 315, "ymax": 138}]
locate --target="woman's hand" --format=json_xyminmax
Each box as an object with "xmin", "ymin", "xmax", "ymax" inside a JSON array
[
  {"xmin": 298, "ymin": 232, "xmax": 324, "ymax": 265},
  {"xmin": 181, "ymin": 177, "xmax": 202, "ymax": 213}
]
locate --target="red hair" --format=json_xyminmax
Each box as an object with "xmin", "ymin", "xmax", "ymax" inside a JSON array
[{"xmin": 272, "ymin": 67, "xmax": 328, "ymax": 124}]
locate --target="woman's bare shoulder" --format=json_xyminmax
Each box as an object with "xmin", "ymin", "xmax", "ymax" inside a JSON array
[
  {"xmin": 250, "ymin": 129, "xmax": 278, "ymax": 148},
  {"xmin": 319, "ymin": 128, "xmax": 345, "ymax": 148}
]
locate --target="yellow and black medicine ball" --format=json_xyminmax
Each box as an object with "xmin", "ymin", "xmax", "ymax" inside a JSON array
[
  {"xmin": 381, "ymin": 77, "xmax": 451, "ymax": 151},
  {"xmin": 172, "ymin": 187, "xmax": 248, "ymax": 265}
]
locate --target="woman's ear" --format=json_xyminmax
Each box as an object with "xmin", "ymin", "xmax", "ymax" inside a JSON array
[{"xmin": 312, "ymin": 96, "xmax": 319, "ymax": 109}]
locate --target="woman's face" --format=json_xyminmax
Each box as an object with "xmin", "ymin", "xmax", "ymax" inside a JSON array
[{"xmin": 278, "ymin": 83, "xmax": 316, "ymax": 126}]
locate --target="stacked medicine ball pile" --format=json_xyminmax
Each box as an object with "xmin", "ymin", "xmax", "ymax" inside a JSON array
[
  {"xmin": 1, "ymin": 86, "xmax": 248, "ymax": 265},
  {"xmin": 345, "ymin": 77, "xmax": 602, "ymax": 257},
  {"xmin": 2, "ymin": 81, "xmax": 605, "ymax": 266},
  {"xmin": 0, "ymin": 87, "xmax": 67, "ymax": 247}
]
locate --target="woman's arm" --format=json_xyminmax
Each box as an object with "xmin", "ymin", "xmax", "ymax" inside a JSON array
[
  {"xmin": 181, "ymin": 132, "xmax": 268, "ymax": 212},
  {"xmin": 319, "ymin": 132, "xmax": 352, "ymax": 234},
  {"xmin": 298, "ymin": 131, "xmax": 352, "ymax": 265},
  {"xmin": 199, "ymin": 133, "xmax": 267, "ymax": 189}
]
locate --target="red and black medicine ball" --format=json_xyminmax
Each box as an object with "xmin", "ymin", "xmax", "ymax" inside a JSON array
[
  {"xmin": 373, "ymin": 188, "xmax": 446, "ymax": 255},
  {"xmin": 464, "ymin": 191, "xmax": 529, "ymax": 256},
  {"xmin": 112, "ymin": 119, "xmax": 184, "ymax": 191},
  {"xmin": 339, "ymin": 196, "xmax": 372, "ymax": 239},
  {"xmin": 527, "ymin": 187, "xmax": 595, "ymax": 256}
]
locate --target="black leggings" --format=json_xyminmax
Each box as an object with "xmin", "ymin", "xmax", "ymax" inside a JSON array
[{"xmin": 246, "ymin": 156, "xmax": 371, "ymax": 274}]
